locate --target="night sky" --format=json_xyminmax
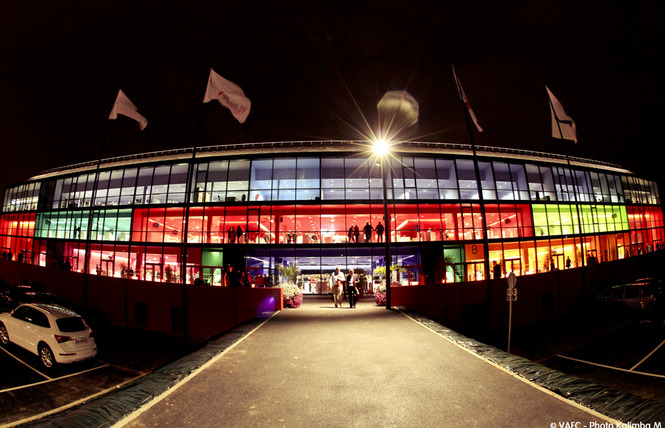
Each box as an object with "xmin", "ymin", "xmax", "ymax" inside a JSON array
[{"xmin": 1, "ymin": 1, "xmax": 663, "ymax": 193}]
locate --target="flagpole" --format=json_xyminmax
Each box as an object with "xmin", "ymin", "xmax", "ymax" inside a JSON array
[
  {"xmin": 451, "ymin": 65, "xmax": 492, "ymax": 318},
  {"xmin": 179, "ymin": 71, "xmax": 210, "ymax": 343},
  {"xmin": 546, "ymin": 86, "xmax": 586, "ymax": 269},
  {"xmin": 82, "ymin": 119, "xmax": 111, "ymax": 307}
]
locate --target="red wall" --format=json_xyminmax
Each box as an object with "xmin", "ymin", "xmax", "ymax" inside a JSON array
[
  {"xmin": 0, "ymin": 260, "xmax": 283, "ymax": 341},
  {"xmin": 392, "ymin": 251, "xmax": 664, "ymax": 334}
]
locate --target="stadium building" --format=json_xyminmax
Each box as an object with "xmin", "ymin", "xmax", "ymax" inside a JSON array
[{"xmin": 1, "ymin": 140, "xmax": 662, "ymax": 294}]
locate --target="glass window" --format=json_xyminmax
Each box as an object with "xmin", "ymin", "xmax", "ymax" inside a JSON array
[
  {"xmin": 590, "ymin": 172, "xmax": 603, "ymax": 202},
  {"xmin": 167, "ymin": 164, "xmax": 189, "ymax": 203},
  {"xmin": 135, "ymin": 166, "xmax": 154, "ymax": 205},
  {"xmin": 526, "ymin": 164, "xmax": 543, "ymax": 200},
  {"xmin": 478, "ymin": 162, "xmax": 497, "ymax": 200},
  {"xmin": 540, "ymin": 166, "xmax": 556, "ymax": 201},
  {"xmin": 250, "ymin": 159, "xmax": 274, "ymax": 201},
  {"xmin": 418, "ymin": 204, "xmax": 442, "ymax": 242},
  {"xmin": 150, "ymin": 165, "xmax": 170, "ymax": 204},
  {"xmin": 207, "ymin": 160, "xmax": 228, "ymax": 202},
  {"xmin": 345, "ymin": 157, "xmax": 368, "ymax": 184},
  {"xmin": 456, "ymin": 160, "xmax": 478, "ymax": 200},
  {"xmin": 94, "ymin": 171, "xmax": 110, "ymax": 206},
  {"xmin": 492, "ymin": 162, "xmax": 512, "ymax": 200},
  {"xmin": 574, "ymin": 170, "xmax": 592, "ymax": 202},
  {"xmin": 295, "ymin": 205, "xmax": 320, "ymax": 243},
  {"xmin": 510, "ymin": 164, "xmax": 529, "ymax": 200},
  {"xmin": 606, "ymin": 174, "xmax": 622, "ymax": 203},
  {"xmin": 224, "ymin": 159, "xmax": 248, "ymax": 202},
  {"xmin": 296, "ymin": 158, "xmax": 320, "ymax": 188},
  {"xmin": 457, "ymin": 204, "xmax": 483, "ymax": 240},
  {"xmin": 368, "ymin": 159, "xmax": 383, "ymax": 200},
  {"xmin": 273, "ymin": 158, "xmax": 296, "ymax": 200},
  {"xmin": 120, "ymin": 168, "xmax": 138, "ymax": 205},
  {"xmin": 321, "ymin": 158, "xmax": 345, "ymax": 200},
  {"xmin": 553, "ymin": 167, "xmax": 578, "ymax": 202}
]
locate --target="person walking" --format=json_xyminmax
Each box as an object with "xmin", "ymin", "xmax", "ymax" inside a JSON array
[
  {"xmin": 330, "ymin": 266, "xmax": 345, "ymax": 308},
  {"xmin": 347, "ymin": 268, "xmax": 359, "ymax": 308}
]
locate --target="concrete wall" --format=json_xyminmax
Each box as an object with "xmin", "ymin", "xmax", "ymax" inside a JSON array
[
  {"xmin": 392, "ymin": 251, "xmax": 664, "ymax": 334},
  {"xmin": 0, "ymin": 260, "xmax": 283, "ymax": 341}
]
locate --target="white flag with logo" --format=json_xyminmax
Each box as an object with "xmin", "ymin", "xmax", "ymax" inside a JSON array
[
  {"xmin": 109, "ymin": 89, "xmax": 148, "ymax": 130},
  {"xmin": 203, "ymin": 69, "xmax": 251, "ymax": 123},
  {"xmin": 546, "ymin": 86, "xmax": 577, "ymax": 143}
]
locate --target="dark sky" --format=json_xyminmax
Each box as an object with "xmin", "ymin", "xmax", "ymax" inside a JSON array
[{"xmin": 1, "ymin": 1, "xmax": 663, "ymax": 192}]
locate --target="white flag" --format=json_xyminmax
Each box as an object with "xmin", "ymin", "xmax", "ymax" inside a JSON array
[
  {"xmin": 452, "ymin": 65, "xmax": 483, "ymax": 133},
  {"xmin": 546, "ymin": 86, "xmax": 577, "ymax": 143},
  {"xmin": 109, "ymin": 89, "xmax": 148, "ymax": 130},
  {"xmin": 203, "ymin": 69, "xmax": 251, "ymax": 123}
]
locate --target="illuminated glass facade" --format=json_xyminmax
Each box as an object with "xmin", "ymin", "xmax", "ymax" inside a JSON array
[{"xmin": 1, "ymin": 141, "xmax": 662, "ymax": 292}]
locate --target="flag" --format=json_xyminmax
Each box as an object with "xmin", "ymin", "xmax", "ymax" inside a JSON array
[
  {"xmin": 546, "ymin": 85, "xmax": 577, "ymax": 143},
  {"xmin": 452, "ymin": 65, "xmax": 483, "ymax": 132},
  {"xmin": 203, "ymin": 69, "xmax": 251, "ymax": 123},
  {"xmin": 109, "ymin": 89, "xmax": 148, "ymax": 130}
]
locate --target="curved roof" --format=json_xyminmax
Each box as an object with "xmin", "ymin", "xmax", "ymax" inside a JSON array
[{"xmin": 29, "ymin": 140, "xmax": 633, "ymax": 181}]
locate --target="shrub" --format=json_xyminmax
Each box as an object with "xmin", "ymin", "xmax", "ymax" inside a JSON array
[
  {"xmin": 374, "ymin": 281, "xmax": 400, "ymax": 306},
  {"xmin": 281, "ymin": 282, "xmax": 303, "ymax": 308}
]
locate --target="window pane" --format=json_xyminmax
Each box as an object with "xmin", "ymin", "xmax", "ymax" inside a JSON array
[
  {"xmin": 456, "ymin": 160, "xmax": 478, "ymax": 200},
  {"xmin": 437, "ymin": 159, "xmax": 458, "ymax": 199},
  {"xmin": 167, "ymin": 164, "xmax": 188, "ymax": 203},
  {"xmin": 478, "ymin": 162, "xmax": 497, "ymax": 200}
]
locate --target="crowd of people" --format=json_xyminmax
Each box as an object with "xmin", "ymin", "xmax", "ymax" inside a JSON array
[
  {"xmin": 347, "ymin": 222, "xmax": 385, "ymax": 243},
  {"xmin": 221, "ymin": 221, "xmax": 387, "ymax": 245}
]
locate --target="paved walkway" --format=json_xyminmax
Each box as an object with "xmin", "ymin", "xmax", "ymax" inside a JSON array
[{"xmin": 114, "ymin": 297, "xmax": 617, "ymax": 428}]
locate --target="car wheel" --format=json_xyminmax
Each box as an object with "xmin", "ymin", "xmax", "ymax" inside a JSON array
[
  {"xmin": 39, "ymin": 343, "xmax": 55, "ymax": 369},
  {"xmin": 0, "ymin": 323, "xmax": 8, "ymax": 345}
]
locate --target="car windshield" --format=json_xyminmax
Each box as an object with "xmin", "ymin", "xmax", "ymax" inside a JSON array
[{"xmin": 56, "ymin": 317, "xmax": 88, "ymax": 333}]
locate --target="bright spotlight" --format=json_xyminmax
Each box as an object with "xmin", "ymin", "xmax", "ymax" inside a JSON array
[{"xmin": 374, "ymin": 139, "xmax": 389, "ymax": 157}]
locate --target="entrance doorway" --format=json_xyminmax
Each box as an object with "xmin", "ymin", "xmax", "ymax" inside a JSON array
[{"xmin": 246, "ymin": 247, "xmax": 421, "ymax": 294}]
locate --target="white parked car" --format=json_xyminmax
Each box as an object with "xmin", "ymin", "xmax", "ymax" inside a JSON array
[{"xmin": 0, "ymin": 303, "xmax": 97, "ymax": 369}]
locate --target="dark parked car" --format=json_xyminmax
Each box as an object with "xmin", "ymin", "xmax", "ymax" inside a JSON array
[
  {"xmin": 597, "ymin": 281, "xmax": 657, "ymax": 314},
  {"xmin": 0, "ymin": 284, "xmax": 34, "ymax": 312}
]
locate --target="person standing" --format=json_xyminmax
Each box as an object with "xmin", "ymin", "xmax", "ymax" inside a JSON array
[
  {"xmin": 236, "ymin": 225, "xmax": 243, "ymax": 244},
  {"xmin": 375, "ymin": 222, "xmax": 384, "ymax": 242},
  {"xmin": 492, "ymin": 261, "xmax": 502, "ymax": 279},
  {"xmin": 363, "ymin": 222, "xmax": 373, "ymax": 242},
  {"xmin": 353, "ymin": 225, "xmax": 360, "ymax": 243},
  {"xmin": 330, "ymin": 266, "xmax": 345, "ymax": 308},
  {"xmin": 347, "ymin": 268, "xmax": 359, "ymax": 308}
]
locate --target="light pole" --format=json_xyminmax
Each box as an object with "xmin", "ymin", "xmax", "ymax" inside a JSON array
[
  {"xmin": 374, "ymin": 139, "xmax": 392, "ymax": 309},
  {"xmin": 375, "ymin": 90, "xmax": 418, "ymax": 310}
]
